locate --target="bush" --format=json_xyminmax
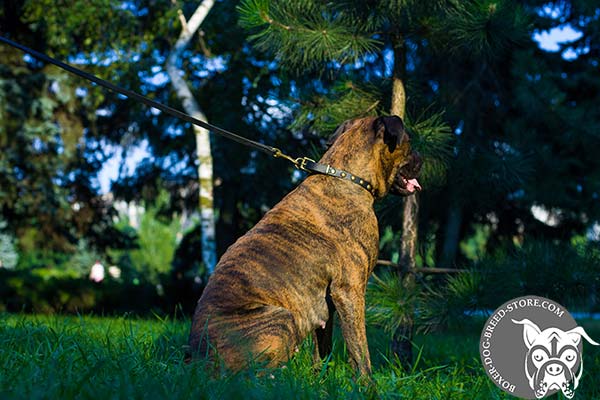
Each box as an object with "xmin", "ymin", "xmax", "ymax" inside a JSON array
[
  {"xmin": 470, "ymin": 240, "xmax": 600, "ymax": 311},
  {"xmin": 109, "ymin": 195, "xmax": 181, "ymax": 286},
  {"xmin": 0, "ymin": 269, "xmax": 204, "ymax": 316},
  {"xmin": 367, "ymin": 240, "xmax": 600, "ymax": 334}
]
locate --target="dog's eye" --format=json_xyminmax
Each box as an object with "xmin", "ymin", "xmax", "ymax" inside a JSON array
[
  {"xmin": 532, "ymin": 350, "xmax": 546, "ymax": 362},
  {"xmin": 562, "ymin": 350, "xmax": 577, "ymax": 362}
]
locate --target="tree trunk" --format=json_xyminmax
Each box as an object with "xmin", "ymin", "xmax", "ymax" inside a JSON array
[
  {"xmin": 390, "ymin": 40, "xmax": 418, "ymax": 369},
  {"xmin": 391, "ymin": 71, "xmax": 406, "ymax": 120},
  {"xmin": 167, "ymin": 0, "xmax": 217, "ymax": 274},
  {"xmin": 439, "ymin": 194, "xmax": 463, "ymax": 268}
]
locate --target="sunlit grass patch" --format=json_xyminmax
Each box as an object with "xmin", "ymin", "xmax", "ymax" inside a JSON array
[{"xmin": 1, "ymin": 313, "xmax": 598, "ymax": 399}]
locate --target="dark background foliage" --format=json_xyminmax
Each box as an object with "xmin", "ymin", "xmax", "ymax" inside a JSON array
[{"xmin": 0, "ymin": 0, "xmax": 599, "ymax": 324}]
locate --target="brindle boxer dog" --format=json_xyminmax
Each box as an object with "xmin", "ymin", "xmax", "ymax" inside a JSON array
[{"xmin": 188, "ymin": 115, "xmax": 422, "ymax": 377}]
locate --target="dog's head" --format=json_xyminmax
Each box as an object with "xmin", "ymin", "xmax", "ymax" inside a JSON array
[
  {"xmin": 512, "ymin": 319, "xmax": 599, "ymax": 399},
  {"xmin": 324, "ymin": 116, "xmax": 422, "ymax": 198}
]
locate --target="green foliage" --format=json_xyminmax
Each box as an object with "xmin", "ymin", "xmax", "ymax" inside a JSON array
[
  {"xmin": 0, "ymin": 267, "xmax": 198, "ymax": 315},
  {"xmin": 368, "ymin": 239, "xmax": 600, "ymax": 335},
  {"xmin": 367, "ymin": 271, "xmax": 419, "ymax": 335},
  {"xmin": 506, "ymin": 37, "xmax": 600, "ymax": 223},
  {"xmin": 67, "ymin": 240, "xmax": 103, "ymax": 278},
  {"xmin": 129, "ymin": 209, "xmax": 180, "ymax": 285},
  {"xmin": 238, "ymin": 0, "xmax": 381, "ymax": 72},
  {"xmin": 289, "ymin": 82, "xmax": 382, "ymax": 134},
  {"xmin": 22, "ymin": 0, "xmax": 177, "ymax": 65},
  {"xmin": 110, "ymin": 193, "xmax": 181, "ymax": 285},
  {"xmin": 0, "ymin": 0, "xmax": 180, "ymax": 257},
  {"xmin": 14, "ymin": 236, "xmax": 103, "ymax": 279},
  {"xmin": 239, "ymin": 0, "xmax": 456, "ymax": 216},
  {"xmin": 405, "ymin": 111, "xmax": 453, "ymax": 188},
  {"xmin": 0, "ymin": 61, "xmax": 80, "ymax": 252},
  {"xmin": 0, "ymin": 270, "xmax": 96, "ymax": 313},
  {"xmin": 171, "ymin": 224, "xmax": 207, "ymax": 281},
  {"xmin": 16, "ymin": 247, "xmax": 71, "ymax": 271},
  {"xmin": 0, "ymin": 50, "xmax": 130, "ymax": 254},
  {"xmin": 429, "ymin": 240, "xmax": 600, "ymax": 326},
  {"xmin": 367, "ymin": 269, "xmax": 480, "ymax": 335},
  {"xmin": 459, "ymin": 224, "xmax": 492, "ymax": 261},
  {"xmin": 432, "ymin": 0, "xmax": 530, "ymax": 58},
  {"xmin": 418, "ymin": 272, "xmax": 485, "ymax": 330}
]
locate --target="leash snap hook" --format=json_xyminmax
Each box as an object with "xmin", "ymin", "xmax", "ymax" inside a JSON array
[
  {"xmin": 272, "ymin": 148, "xmax": 314, "ymax": 171},
  {"xmin": 272, "ymin": 147, "xmax": 295, "ymax": 163}
]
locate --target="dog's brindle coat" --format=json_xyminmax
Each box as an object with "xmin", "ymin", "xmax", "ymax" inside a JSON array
[{"xmin": 188, "ymin": 116, "xmax": 421, "ymax": 376}]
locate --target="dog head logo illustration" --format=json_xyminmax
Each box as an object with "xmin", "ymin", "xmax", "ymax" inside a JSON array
[
  {"xmin": 512, "ymin": 319, "xmax": 599, "ymax": 399},
  {"xmin": 480, "ymin": 296, "xmax": 598, "ymax": 399}
]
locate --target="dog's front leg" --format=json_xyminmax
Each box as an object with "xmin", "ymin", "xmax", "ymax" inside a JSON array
[{"xmin": 331, "ymin": 282, "xmax": 371, "ymax": 376}]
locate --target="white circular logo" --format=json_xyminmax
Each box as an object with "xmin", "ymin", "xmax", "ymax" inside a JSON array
[{"xmin": 479, "ymin": 295, "xmax": 599, "ymax": 399}]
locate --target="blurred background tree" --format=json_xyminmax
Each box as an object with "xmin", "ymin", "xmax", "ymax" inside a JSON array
[
  {"xmin": 0, "ymin": 220, "xmax": 18, "ymax": 269},
  {"xmin": 0, "ymin": 0, "xmax": 303, "ymax": 313},
  {"xmin": 166, "ymin": 0, "xmax": 218, "ymax": 274}
]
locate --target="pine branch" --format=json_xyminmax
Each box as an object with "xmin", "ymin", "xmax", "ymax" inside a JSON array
[
  {"xmin": 405, "ymin": 110, "xmax": 453, "ymax": 187},
  {"xmin": 238, "ymin": 0, "xmax": 381, "ymax": 71},
  {"xmin": 289, "ymin": 82, "xmax": 383, "ymax": 134},
  {"xmin": 431, "ymin": 0, "xmax": 530, "ymax": 58}
]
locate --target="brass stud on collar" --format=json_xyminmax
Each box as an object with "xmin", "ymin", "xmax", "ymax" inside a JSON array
[
  {"xmin": 367, "ymin": 184, "xmax": 371, "ymax": 190},
  {"xmin": 351, "ymin": 176, "xmax": 355, "ymax": 181},
  {"xmin": 359, "ymin": 179, "xmax": 364, "ymax": 184},
  {"xmin": 330, "ymin": 168, "xmax": 336, "ymax": 174},
  {"xmin": 341, "ymin": 172, "xmax": 346, "ymax": 177}
]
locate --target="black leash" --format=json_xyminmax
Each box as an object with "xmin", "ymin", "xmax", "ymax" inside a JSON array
[{"xmin": 0, "ymin": 35, "xmax": 375, "ymax": 196}]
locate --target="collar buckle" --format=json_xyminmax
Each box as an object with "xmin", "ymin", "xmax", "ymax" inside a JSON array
[{"xmin": 294, "ymin": 157, "xmax": 315, "ymax": 172}]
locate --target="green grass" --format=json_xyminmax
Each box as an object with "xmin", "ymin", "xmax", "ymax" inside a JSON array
[{"xmin": 0, "ymin": 313, "xmax": 598, "ymax": 399}]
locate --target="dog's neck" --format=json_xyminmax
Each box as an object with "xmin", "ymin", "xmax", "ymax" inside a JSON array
[
  {"xmin": 301, "ymin": 174, "xmax": 376, "ymax": 211},
  {"xmin": 319, "ymin": 147, "xmax": 397, "ymax": 199},
  {"xmin": 298, "ymin": 158, "xmax": 376, "ymax": 196}
]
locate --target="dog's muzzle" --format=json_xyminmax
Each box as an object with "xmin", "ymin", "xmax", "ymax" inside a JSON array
[
  {"xmin": 532, "ymin": 357, "xmax": 578, "ymax": 399},
  {"xmin": 390, "ymin": 151, "xmax": 423, "ymax": 196}
]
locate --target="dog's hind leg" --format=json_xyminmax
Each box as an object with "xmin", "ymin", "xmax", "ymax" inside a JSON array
[
  {"xmin": 246, "ymin": 305, "xmax": 303, "ymax": 367},
  {"xmin": 202, "ymin": 305, "xmax": 301, "ymax": 370}
]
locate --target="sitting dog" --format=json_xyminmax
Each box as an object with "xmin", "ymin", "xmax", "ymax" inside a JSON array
[
  {"xmin": 512, "ymin": 318, "xmax": 599, "ymax": 398},
  {"xmin": 188, "ymin": 116, "xmax": 422, "ymax": 376}
]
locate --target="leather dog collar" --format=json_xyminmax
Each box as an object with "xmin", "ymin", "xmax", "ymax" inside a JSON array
[
  {"xmin": 299, "ymin": 158, "xmax": 376, "ymax": 196},
  {"xmin": 271, "ymin": 150, "xmax": 375, "ymax": 196}
]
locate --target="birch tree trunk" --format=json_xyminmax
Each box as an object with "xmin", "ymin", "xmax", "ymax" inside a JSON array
[
  {"xmin": 390, "ymin": 40, "xmax": 418, "ymax": 368},
  {"xmin": 167, "ymin": 0, "xmax": 217, "ymax": 274}
]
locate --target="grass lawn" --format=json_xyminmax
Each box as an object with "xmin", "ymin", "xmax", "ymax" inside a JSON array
[{"xmin": 0, "ymin": 313, "xmax": 598, "ymax": 399}]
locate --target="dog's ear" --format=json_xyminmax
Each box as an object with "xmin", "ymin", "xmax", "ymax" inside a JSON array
[
  {"xmin": 326, "ymin": 120, "xmax": 354, "ymax": 148},
  {"xmin": 565, "ymin": 326, "xmax": 600, "ymax": 346},
  {"xmin": 374, "ymin": 115, "xmax": 405, "ymax": 152},
  {"xmin": 512, "ymin": 319, "xmax": 542, "ymax": 349}
]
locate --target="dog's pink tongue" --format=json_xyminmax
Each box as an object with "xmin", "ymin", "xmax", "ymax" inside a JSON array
[{"xmin": 406, "ymin": 178, "xmax": 422, "ymax": 193}]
